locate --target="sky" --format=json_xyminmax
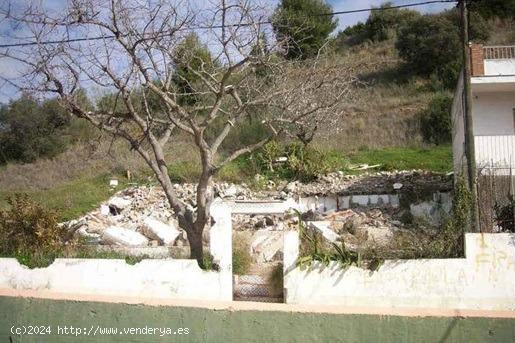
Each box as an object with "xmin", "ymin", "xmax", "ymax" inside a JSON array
[
  {"xmin": 327, "ymin": 0, "xmax": 455, "ymax": 30},
  {"xmin": 0, "ymin": 0, "xmax": 455, "ymax": 104}
]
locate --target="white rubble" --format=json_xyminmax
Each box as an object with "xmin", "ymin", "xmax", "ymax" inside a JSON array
[
  {"xmin": 141, "ymin": 217, "xmax": 181, "ymax": 245},
  {"xmin": 108, "ymin": 197, "xmax": 132, "ymax": 212},
  {"xmin": 250, "ymin": 230, "xmax": 284, "ymax": 263},
  {"xmin": 308, "ymin": 221, "xmax": 340, "ymax": 243},
  {"xmin": 102, "ymin": 226, "xmax": 149, "ymax": 247}
]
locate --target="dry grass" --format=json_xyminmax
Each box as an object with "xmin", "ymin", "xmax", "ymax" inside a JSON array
[
  {"xmin": 0, "ymin": 137, "xmax": 198, "ymax": 192},
  {"xmin": 314, "ymin": 39, "xmax": 435, "ymax": 150}
]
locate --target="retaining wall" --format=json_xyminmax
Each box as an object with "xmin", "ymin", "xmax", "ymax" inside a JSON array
[{"xmin": 284, "ymin": 233, "xmax": 515, "ymax": 310}]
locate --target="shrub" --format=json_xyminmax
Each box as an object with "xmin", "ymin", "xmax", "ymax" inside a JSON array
[
  {"xmin": 420, "ymin": 94, "xmax": 452, "ymax": 145},
  {"xmin": 469, "ymin": 0, "xmax": 515, "ymax": 19},
  {"xmin": 365, "ymin": 2, "xmax": 420, "ymax": 42},
  {"xmin": 0, "ymin": 194, "xmax": 67, "ymax": 267},
  {"xmin": 272, "ymin": 0, "xmax": 338, "ymax": 59},
  {"xmin": 494, "ymin": 197, "xmax": 515, "ymax": 232},
  {"xmin": 395, "ymin": 9, "xmax": 489, "ymax": 89},
  {"xmin": 232, "ymin": 245, "xmax": 252, "ymax": 275},
  {"xmin": 255, "ymin": 141, "xmax": 330, "ymax": 182}
]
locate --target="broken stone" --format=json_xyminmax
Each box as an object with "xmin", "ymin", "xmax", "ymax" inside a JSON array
[
  {"xmin": 250, "ymin": 230, "xmax": 283, "ymax": 263},
  {"xmin": 393, "ymin": 183, "xmax": 403, "ymax": 190},
  {"xmin": 141, "ymin": 217, "xmax": 181, "ymax": 245},
  {"xmin": 102, "ymin": 226, "xmax": 149, "ymax": 247},
  {"xmin": 100, "ymin": 205, "xmax": 110, "ymax": 216},
  {"xmin": 309, "ymin": 221, "xmax": 340, "ymax": 243},
  {"xmin": 301, "ymin": 210, "xmax": 324, "ymax": 221},
  {"xmin": 108, "ymin": 197, "xmax": 132, "ymax": 214}
]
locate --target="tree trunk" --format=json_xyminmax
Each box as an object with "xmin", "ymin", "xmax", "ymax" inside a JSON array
[{"xmin": 188, "ymin": 229, "xmax": 204, "ymax": 266}]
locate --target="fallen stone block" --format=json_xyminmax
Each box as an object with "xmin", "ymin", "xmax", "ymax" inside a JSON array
[
  {"xmin": 108, "ymin": 197, "xmax": 132, "ymax": 214},
  {"xmin": 141, "ymin": 217, "xmax": 181, "ymax": 245},
  {"xmin": 251, "ymin": 230, "xmax": 284, "ymax": 263},
  {"xmin": 102, "ymin": 226, "xmax": 149, "ymax": 247},
  {"xmin": 308, "ymin": 221, "xmax": 340, "ymax": 243}
]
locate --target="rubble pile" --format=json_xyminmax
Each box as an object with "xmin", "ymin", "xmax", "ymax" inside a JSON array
[
  {"xmin": 283, "ymin": 170, "xmax": 452, "ymax": 197},
  {"xmin": 308, "ymin": 207, "xmax": 409, "ymax": 251},
  {"xmin": 64, "ymin": 171, "xmax": 450, "ymax": 251},
  {"xmin": 66, "ymin": 183, "xmax": 256, "ymax": 248}
]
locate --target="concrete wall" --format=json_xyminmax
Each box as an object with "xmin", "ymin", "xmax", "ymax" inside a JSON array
[
  {"xmin": 484, "ymin": 59, "xmax": 515, "ymax": 76},
  {"xmin": 0, "ymin": 199, "xmax": 233, "ymax": 302},
  {"xmin": 284, "ymin": 233, "xmax": 515, "ymax": 311},
  {"xmin": 1, "ymin": 295, "xmax": 514, "ymax": 342},
  {"xmin": 472, "ymin": 92, "xmax": 515, "ymax": 136}
]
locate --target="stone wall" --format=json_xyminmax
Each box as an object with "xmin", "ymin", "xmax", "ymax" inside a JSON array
[{"xmin": 283, "ymin": 233, "xmax": 515, "ymax": 310}]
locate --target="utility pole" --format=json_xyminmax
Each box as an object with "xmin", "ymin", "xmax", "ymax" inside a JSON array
[{"xmin": 459, "ymin": 0, "xmax": 479, "ymax": 232}]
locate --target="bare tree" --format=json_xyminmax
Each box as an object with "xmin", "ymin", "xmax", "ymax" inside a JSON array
[{"xmin": 0, "ymin": 0, "xmax": 355, "ymax": 264}]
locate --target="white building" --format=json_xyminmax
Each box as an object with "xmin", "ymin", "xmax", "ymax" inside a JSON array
[{"xmin": 452, "ymin": 44, "xmax": 515, "ymax": 176}]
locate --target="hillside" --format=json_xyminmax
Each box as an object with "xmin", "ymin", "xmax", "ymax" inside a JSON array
[{"xmin": 0, "ymin": 16, "xmax": 513, "ymax": 219}]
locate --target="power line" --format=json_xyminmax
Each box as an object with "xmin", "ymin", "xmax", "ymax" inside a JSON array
[{"xmin": 0, "ymin": 0, "xmax": 458, "ymax": 49}]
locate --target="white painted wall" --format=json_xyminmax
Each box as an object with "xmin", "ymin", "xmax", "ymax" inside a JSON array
[
  {"xmin": 0, "ymin": 259, "xmax": 230, "ymax": 301},
  {"xmin": 0, "ymin": 198, "xmax": 234, "ymax": 302},
  {"xmin": 472, "ymin": 92, "xmax": 515, "ymax": 136},
  {"xmin": 485, "ymin": 60, "xmax": 515, "ymax": 76},
  {"xmin": 284, "ymin": 232, "xmax": 515, "ymax": 311}
]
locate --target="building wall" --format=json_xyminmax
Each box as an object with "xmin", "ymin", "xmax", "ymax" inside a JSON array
[
  {"xmin": 472, "ymin": 92, "xmax": 515, "ymax": 135},
  {"xmin": 284, "ymin": 233, "xmax": 515, "ymax": 311},
  {"xmin": 0, "ymin": 296, "xmax": 514, "ymax": 342}
]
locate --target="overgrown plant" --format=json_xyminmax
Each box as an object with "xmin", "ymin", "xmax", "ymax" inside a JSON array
[
  {"xmin": 256, "ymin": 141, "xmax": 330, "ymax": 182},
  {"xmin": 295, "ymin": 209, "xmax": 365, "ymax": 269},
  {"xmin": 494, "ymin": 196, "xmax": 515, "ymax": 233},
  {"xmin": 0, "ymin": 194, "xmax": 67, "ymax": 267}
]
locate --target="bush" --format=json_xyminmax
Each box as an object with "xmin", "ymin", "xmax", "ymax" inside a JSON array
[
  {"xmin": 232, "ymin": 246, "xmax": 252, "ymax": 275},
  {"xmin": 272, "ymin": 0, "xmax": 338, "ymax": 59},
  {"xmin": 365, "ymin": 2, "xmax": 420, "ymax": 42},
  {"xmin": 0, "ymin": 194, "xmax": 67, "ymax": 267},
  {"xmin": 420, "ymin": 94, "xmax": 453, "ymax": 145},
  {"xmin": 494, "ymin": 197, "xmax": 515, "ymax": 232},
  {"xmin": 469, "ymin": 0, "xmax": 515, "ymax": 19},
  {"xmin": 255, "ymin": 141, "xmax": 330, "ymax": 182},
  {"xmin": 395, "ymin": 9, "xmax": 489, "ymax": 89}
]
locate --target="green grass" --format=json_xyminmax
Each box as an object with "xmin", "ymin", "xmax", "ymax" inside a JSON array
[
  {"xmin": 0, "ymin": 145, "xmax": 451, "ymax": 224},
  {"xmin": 0, "ymin": 174, "xmax": 128, "ymax": 221},
  {"xmin": 326, "ymin": 145, "xmax": 452, "ymax": 174}
]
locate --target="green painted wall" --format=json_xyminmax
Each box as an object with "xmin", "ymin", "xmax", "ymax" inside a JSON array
[{"xmin": 0, "ymin": 297, "xmax": 514, "ymax": 342}]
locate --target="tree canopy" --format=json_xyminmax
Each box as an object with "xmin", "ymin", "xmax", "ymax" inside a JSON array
[{"xmin": 272, "ymin": 0, "xmax": 338, "ymax": 59}]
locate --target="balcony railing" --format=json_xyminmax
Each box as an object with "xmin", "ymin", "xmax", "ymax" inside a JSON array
[
  {"xmin": 475, "ymin": 135, "xmax": 515, "ymax": 172},
  {"xmin": 484, "ymin": 46, "xmax": 515, "ymax": 60}
]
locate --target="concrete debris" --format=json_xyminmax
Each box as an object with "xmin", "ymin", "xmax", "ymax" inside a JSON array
[
  {"xmin": 289, "ymin": 170, "xmax": 452, "ymax": 197},
  {"xmin": 102, "ymin": 226, "xmax": 149, "ymax": 247},
  {"xmin": 349, "ymin": 164, "xmax": 381, "ymax": 170},
  {"xmin": 141, "ymin": 217, "xmax": 181, "ymax": 245},
  {"xmin": 308, "ymin": 222, "xmax": 340, "ymax": 243},
  {"xmin": 108, "ymin": 197, "xmax": 132, "ymax": 214},
  {"xmin": 62, "ymin": 170, "xmax": 451, "ymax": 256},
  {"xmin": 250, "ymin": 230, "xmax": 284, "ymax": 263}
]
